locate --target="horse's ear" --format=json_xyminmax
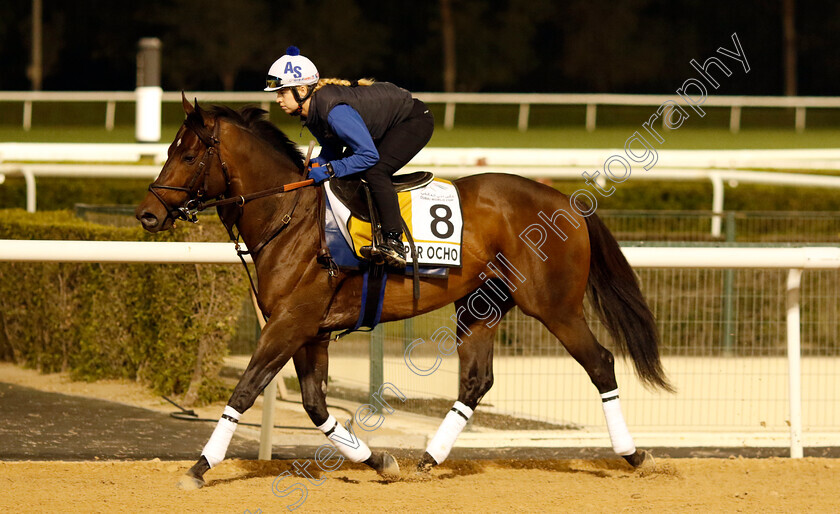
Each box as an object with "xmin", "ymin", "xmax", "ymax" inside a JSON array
[
  {"xmin": 181, "ymin": 91, "xmax": 194, "ymax": 115},
  {"xmin": 194, "ymin": 98, "xmax": 207, "ymax": 124}
]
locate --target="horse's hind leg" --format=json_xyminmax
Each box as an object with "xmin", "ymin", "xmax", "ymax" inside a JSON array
[
  {"xmin": 542, "ymin": 315, "xmax": 652, "ymax": 468},
  {"xmin": 417, "ymin": 290, "xmax": 514, "ymax": 472},
  {"xmin": 293, "ymin": 336, "xmax": 400, "ymax": 478}
]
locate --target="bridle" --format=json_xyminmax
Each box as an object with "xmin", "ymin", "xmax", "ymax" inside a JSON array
[
  {"xmin": 148, "ymin": 120, "xmax": 230, "ymax": 225},
  {"xmin": 148, "ymin": 118, "xmax": 314, "ymax": 229},
  {"xmin": 146, "ymin": 116, "xmax": 319, "ymax": 319}
]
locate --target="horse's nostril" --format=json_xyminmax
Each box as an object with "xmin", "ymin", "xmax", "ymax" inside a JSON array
[{"xmin": 139, "ymin": 212, "xmax": 159, "ymax": 229}]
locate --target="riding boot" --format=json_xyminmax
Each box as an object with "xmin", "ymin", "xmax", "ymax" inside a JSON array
[{"xmin": 379, "ymin": 231, "xmax": 406, "ymax": 268}]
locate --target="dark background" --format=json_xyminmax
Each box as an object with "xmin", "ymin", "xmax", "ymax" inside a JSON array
[{"xmin": 0, "ymin": 0, "xmax": 836, "ymax": 95}]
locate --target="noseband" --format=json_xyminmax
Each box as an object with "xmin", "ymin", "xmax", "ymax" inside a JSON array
[
  {"xmin": 148, "ymin": 120, "xmax": 231, "ymax": 224},
  {"xmin": 146, "ymin": 120, "xmax": 323, "ymax": 316}
]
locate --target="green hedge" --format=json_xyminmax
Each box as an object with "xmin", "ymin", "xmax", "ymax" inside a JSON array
[
  {"xmin": 0, "ymin": 177, "xmax": 150, "ymax": 211},
  {"xmin": 0, "ymin": 210, "xmax": 247, "ymax": 405},
  {"xmin": 552, "ymin": 179, "xmax": 840, "ymax": 211}
]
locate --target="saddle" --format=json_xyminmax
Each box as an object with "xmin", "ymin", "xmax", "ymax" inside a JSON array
[
  {"xmin": 328, "ymin": 172, "xmax": 434, "ymax": 222},
  {"xmin": 316, "ymin": 172, "xmax": 434, "ymax": 301}
]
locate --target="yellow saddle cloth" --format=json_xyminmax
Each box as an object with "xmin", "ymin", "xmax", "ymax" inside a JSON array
[{"xmin": 335, "ymin": 178, "xmax": 463, "ymax": 267}]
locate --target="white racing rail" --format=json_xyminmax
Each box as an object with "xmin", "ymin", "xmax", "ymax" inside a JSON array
[
  {"xmin": 3, "ymin": 144, "xmax": 840, "ymax": 239},
  {"xmin": 2, "ymin": 90, "xmax": 840, "ymax": 132},
  {"xmin": 1, "ymin": 239, "xmax": 837, "ymax": 458}
]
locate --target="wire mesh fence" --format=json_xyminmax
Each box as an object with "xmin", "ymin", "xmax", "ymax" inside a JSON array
[
  {"xmin": 599, "ymin": 210, "xmax": 840, "ymax": 243},
  {"xmin": 326, "ymin": 268, "xmax": 840, "ymax": 432},
  {"xmin": 322, "ymin": 209, "xmax": 840, "ymax": 433},
  {"xmin": 70, "ymin": 204, "xmax": 840, "ymax": 433}
]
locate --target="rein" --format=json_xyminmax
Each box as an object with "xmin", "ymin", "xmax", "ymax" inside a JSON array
[
  {"xmin": 183, "ymin": 178, "xmax": 314, "ymax": 219},
  {"xmin": 151, "ymin": 119, "xmax": 318, "ymax": 319}
]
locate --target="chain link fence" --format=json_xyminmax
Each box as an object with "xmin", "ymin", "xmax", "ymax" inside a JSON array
[{"xmin": 72, "ymin": 204, "xmax": 840, "ymax": 432}]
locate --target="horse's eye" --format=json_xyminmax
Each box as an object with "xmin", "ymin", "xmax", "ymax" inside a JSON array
[{"xmin": 183, "ymin": 155, "xmax": 196, "ymax": 163}]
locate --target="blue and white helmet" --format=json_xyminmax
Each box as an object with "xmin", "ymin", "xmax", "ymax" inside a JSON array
[{"xmin": 264, "ymin": 46, "xmax": 320, "ymax": 91}]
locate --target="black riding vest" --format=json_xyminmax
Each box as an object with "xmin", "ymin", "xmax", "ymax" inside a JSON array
[{"xmin": 303, "ymin": 82, "xmax": 415, "ymax": 153}]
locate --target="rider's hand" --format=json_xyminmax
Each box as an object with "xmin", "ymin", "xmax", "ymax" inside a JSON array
[{"xmin": 308, "ymin": 165, "xmax": 330, "ymax": 184}]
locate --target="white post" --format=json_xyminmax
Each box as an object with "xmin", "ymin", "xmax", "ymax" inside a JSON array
[
  {"xmin": 585, "ymin": 103, "xmax": 597, "ymax": 132},
  {"xmin": 105, "ymin": 101, "xmax": 116, "ymax": 131},
  {"xmin": 709, "ymin": 173, "xmax": 724, "ymax": 238},
  {"xmin": 786, "ymin": 268, "xmax": 804, "ymax": 458},
  {"xmin": 136, "ymin": 87, "xmax": 162, "ymax": 142},
  {"xmin": 259, "ymin": 377, "xmax": 277, "ymax": 460},
  {"xmin": 249, "ymin": 288, "xmax": 286, "ymax": 459},
  {"xmin": 135, "ymin": 38, "xmax": 162, "ymax": 143},
  {"xmin": 729, "ymin": 105, "xmax": 741, "ymax": 133},
  {"xmin": 517, "ymin": 103, "xmax": 530, "ymax": 132},
  {"xmin": 795, "ymin": 107, "xmax": 806, "ymax": 134},
  {"xmin": 661, "ymin": 103, "xmax": 673, "ymax": 131},
  {"xmin": 23, "ymin": 168, "xmax": 36, "ymax": 213},
  {"xmin": 23, "ymin": 100, "xmax": 32, "ymax": 131},
  {"xmin": 444, "ymin": 102, "xmax": 456, "ymax": 131}
]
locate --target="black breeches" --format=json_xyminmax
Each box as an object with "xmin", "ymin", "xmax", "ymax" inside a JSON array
[{"xmin": 365, "ymin": 99, "xmax": 434, "ymax": 233}]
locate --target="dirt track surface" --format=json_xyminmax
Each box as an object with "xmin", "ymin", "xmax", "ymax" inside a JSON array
[
  {"xmin": 2, "ymin": 363, "xmax": 839, "ymax": 512},
  {"xmin": 0, "ymin": 382, "xmax": 259, "ymax": 460},
  {"xmin": 2, "ymin": 457, "xmax": 839, "ymax": 513}
]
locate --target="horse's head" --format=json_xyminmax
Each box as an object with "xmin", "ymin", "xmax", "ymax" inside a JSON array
[{"xmin": 135, "ymin": 93, "xmax": 232, "ymax": 232}]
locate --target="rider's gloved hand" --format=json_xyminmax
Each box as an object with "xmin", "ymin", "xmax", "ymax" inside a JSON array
[{"xmin": 307, "ymin": 163, "xmax": 330, "ymax": 184}]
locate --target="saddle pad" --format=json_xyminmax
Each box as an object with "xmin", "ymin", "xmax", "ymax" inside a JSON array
[{"xmin": 324, "ymin": 178, "xmax": 463, "ymax": 267}]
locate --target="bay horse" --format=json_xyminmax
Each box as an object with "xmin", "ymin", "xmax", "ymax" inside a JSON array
[{"xmin": 135, "ymin": 96, "xmax": 671, "ymax": 489}]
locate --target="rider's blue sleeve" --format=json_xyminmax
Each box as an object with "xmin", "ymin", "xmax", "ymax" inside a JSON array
[
  {"xmin": 326, "ymin": 104, "xmax": 379, "ymax": 177},
  {"xmin": 313, "ymin": 134, "xmax": 340, "ymax": 163}
]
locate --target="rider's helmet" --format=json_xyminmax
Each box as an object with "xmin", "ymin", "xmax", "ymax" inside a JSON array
[{"xmin": 264, "ymin": 46, "xmax": 320, "ymax": 92}]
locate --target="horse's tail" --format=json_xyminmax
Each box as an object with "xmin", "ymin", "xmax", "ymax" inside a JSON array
[{"xmin": 584, "ymin": 212, "xmax": 674, "ymax": 392}]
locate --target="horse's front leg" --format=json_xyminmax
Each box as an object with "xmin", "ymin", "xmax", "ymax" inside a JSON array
[
  {"xmin": 293, "ymin": 335, "xmax": 400, "ymax": 479},
  {"xmin": 178, "ymin": 314, "xmax": 310, "ymax": 490}
]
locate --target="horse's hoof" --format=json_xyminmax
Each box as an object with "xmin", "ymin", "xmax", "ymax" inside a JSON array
[
  {"xmin": 624, "ymin": 450, "xmax": 656, "ymax": 472},
  {"xmin": 377, "ymin": 452, "xmax": 401, "ymax": 480},
  {"xmin": 365, "ymin": 451, "xmax": 401, "ymax": 480},
  {"xmin": 177, "ymin": 474, "xmax": 205, "ymax": 490},
  {"xmin": 415, "ymin": 451, "xmax": 436, "ymax": 474},
  {"xmin": 636, "ymin": 450, "xmax": 657, "ymax": 473}
]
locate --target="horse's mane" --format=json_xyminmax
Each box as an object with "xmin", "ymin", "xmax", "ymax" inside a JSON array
[{"xmin": 188, "ymin": 105, "xmax": 306, "ymax": 171}]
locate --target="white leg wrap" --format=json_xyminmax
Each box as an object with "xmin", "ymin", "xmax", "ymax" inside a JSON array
[
  {"xmin": 201, "ymin": 406, "xmax": 242, "ymax": 468},
  {"xmin": 317, "ymin": 415, "xmax": 372, "ymax": 463},
  {"xmin": 601, "ymin": 389, "xmax": 636, "ymax": 456},
  {"xmin": 426, "ymin": 401, "xmax": 473, "ymax": 464}
]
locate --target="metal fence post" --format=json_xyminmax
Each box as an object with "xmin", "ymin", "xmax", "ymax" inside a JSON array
[
  {"xmin": 23, "ymin": 169, "xmax": 36, "ymax": 213},
  {"xmin": 259, "ymin": 378, "xmax": 277, "ymax": 460},
  {"xmin": 710, "ymin": 173, "xmax": 724, "ymax": 238},
  {"xmin": 786, "ymin": 268, "xmax": 804, "ymax": 458},
  {"xmin": 722, "ymin": 212, "xmax": 736, "ymax": 354}
]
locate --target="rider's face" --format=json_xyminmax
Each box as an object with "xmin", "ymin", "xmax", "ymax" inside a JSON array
[{"xmin": 276, "ymin": 88, "xmax": 302, "ymax": 115}]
